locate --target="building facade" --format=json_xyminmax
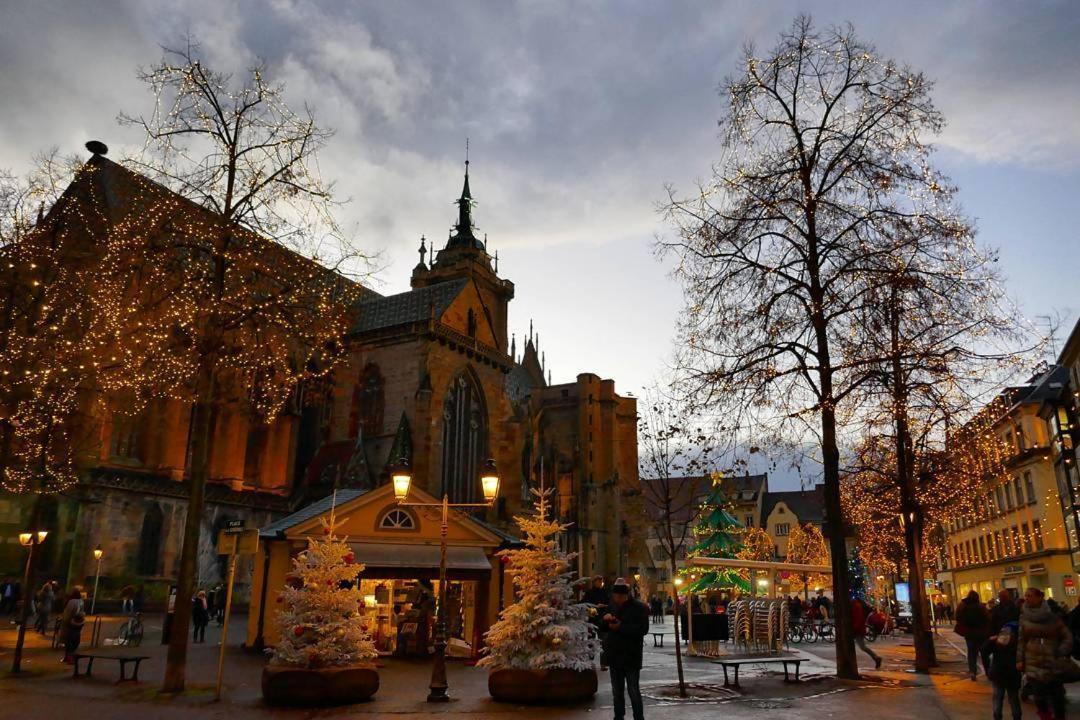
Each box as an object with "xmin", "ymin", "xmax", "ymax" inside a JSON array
[
  {"xmin": 937, "ymin": 366, "xmax": 1076, "ymax": 604},
  {"xmin": 0, "ymin": 153, "xmax": 640, "ymax": 607}
]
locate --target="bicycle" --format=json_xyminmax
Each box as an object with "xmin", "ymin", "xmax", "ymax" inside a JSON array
[
  {"xmin": 116, "ymin": 613, "xmax": 144, "ymax": 647},
  {"xmin": 817, "ymin": 620, "xmax": 835, "ymax": 643}
]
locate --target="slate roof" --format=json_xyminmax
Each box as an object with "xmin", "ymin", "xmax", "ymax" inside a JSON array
[
  {"xmin": 761, "ymin": 484, "xmax": 826, "ymax": 526},
  {"xmin": 259, "ymin": 488, "xmax": 368, "ymax": 538},
  {"xmin": 352, "ymin": 279, "xmax": 469, "ymax": 334},
  {"xmin": 724, "ymin": 473, "xmax": 768, "ymax": 502}
]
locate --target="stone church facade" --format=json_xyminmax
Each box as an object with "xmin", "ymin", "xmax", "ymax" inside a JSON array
[{"xmin": 0, "ymin": 155, "xmax": 639, "ymax": 605}]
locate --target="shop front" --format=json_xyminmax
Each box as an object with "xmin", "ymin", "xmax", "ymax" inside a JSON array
[
  {"xmin": 948, "ymin": 551, "xmax": 1075, "ymax": 604},
  {"xmin": 246, "ymin": 484, "xmax": 516, "ymax": 657}
]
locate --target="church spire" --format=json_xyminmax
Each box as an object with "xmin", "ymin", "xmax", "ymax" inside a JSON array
[{"xmin": 446, "ymin": 140, "xmax": 482, "ymax": 250}]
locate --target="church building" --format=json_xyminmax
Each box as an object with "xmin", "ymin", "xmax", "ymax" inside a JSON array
[{"xmin": 0, "ymin": 151, "xmax": 640, "ymax": 624}]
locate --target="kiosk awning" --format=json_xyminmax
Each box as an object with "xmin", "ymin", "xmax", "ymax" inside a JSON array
[{"xmin": 348, "ymin": 543, "xmax": 493, "ymax": 572}]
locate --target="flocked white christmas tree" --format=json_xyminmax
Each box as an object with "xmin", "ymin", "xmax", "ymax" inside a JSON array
[
  {"xmin": 269, "ymin": 499, "xmax": 377, "ymax": 668},
  {"xmin": 479, "ymin": 486, "xmax": 596, "ymax": 671}
]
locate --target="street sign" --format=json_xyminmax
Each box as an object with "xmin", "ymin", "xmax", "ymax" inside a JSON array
[
  {"xmin": 218, "ymin": 528, "xmax": 258, "ymax": 556},
  {"xmin": 225, "ymin": 519, "xmax": 244, "ymax": 530}
]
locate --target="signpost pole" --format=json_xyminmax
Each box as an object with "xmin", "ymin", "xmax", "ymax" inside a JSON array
[{"xmin": 214, "ymin": 526, "xmax": 255, "ymax": 701}]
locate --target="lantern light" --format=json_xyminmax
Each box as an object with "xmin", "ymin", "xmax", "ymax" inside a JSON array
[
  {"xmin": 391, "ymin": 458, "xmax": 412, "ymax": 501},
  {"xmin": 480, "ymin": 458, "xmax": 500, "ymax": 503},
  {"xmin": 93, "ymin": 545, "xmax": 104, "ymax": 561}
]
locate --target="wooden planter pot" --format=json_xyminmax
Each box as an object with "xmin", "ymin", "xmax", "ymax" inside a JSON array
[
  {"xmin": 262, "ymin": 664, "xmax": 379, "ymax": 706},
  {"xmin": 488, "ymin": 667, "xmax": 598, "ymax": 704}
]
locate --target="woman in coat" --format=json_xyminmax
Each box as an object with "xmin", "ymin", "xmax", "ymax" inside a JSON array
[
  {"xmin": 192, "ymin": 590, "xmax": 210, "ymax": 643},
  {"xmin": 59, "ymin": 588, "xmax": 85, "ymax": 663},
  {"xmin": 1018, "ymin": 587, "xmax": 1073, "ymax": 720}
]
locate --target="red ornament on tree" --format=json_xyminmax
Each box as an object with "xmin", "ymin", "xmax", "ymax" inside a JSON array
[
  {"xmin": 293, "ymin": 625, "xmax": 305, "ymax": 637},
  {"xmin": 344, "ymin": 552, "xmax": 355, "ymax": 564}
]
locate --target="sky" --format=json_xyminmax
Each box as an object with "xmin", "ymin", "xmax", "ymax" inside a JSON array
[{"xmin": 2, "ymin": 0, "xmax": 1079, "ymax": 484}]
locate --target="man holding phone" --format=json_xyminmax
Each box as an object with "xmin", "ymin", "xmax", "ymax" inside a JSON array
[{"xmin": 602, "ymin": 578, "xmax": 649, "ymax": 720}]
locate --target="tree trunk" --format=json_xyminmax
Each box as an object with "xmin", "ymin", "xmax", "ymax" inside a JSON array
[
  {"xmin": 888, "ymin": 289, "xmax": 937, "ymax": 672},
  {"xmin": 669, "ymin": 558, "xmax": 687, "ymax": 698},
  {"xmin": 11, "ymin": 491, "xmax": 43, "ymax": 673},
  {"xmin": 161, "ymin": 362, "xmax": 217, "ymax": 692},
  {"xmin": 821, "ymin": 405, "xmax": 858, "ymax": 679}
]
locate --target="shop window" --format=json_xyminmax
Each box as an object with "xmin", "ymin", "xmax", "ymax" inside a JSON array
[
  {"xmin": 378, "ymin": 508, "xmax": 417, "ymax": 531},
  {"xmin": 441, "ymin": 371, "xmax": 487, "ymax": 504},
  {"xmin": 136, "ymin": 503, "xmax": 164, "ymax": 576}
]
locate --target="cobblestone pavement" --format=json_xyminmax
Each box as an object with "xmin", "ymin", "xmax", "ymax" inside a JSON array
[{"xmin": 0, "ymin": 615, "xmax": 1075, "ymax": 719}]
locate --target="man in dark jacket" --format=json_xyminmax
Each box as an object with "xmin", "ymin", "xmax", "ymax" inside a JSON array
[
  {"xmin": 603, "ymin": 578, "xmax": 649, "ymax": 720},
  {"xmin": 955, "ymin": 590, "xmax": 990, "ymax": 680},
  {"xmin": 988, "ymin": 589, "xmax": 1020, "ymax": 635}
]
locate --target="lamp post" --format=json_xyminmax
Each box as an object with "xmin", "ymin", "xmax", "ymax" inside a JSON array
[
  {"xmin": 12, "ymin": 529, "xmax": 48, "ymax": 673},
  {"xmin": 392, "ymin": 457, "xmax": 499, "ymax": 702},
  {"xmin": 90, "ymin": 546, "xmax": 103, "ymax": 615}
]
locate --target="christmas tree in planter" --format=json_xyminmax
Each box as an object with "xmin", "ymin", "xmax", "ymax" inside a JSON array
[
  {"xmin": 480, "ymin": 487, "xmax": 598, "ymax": 704},
  {"xmin": 263, "ymin": 504, "xmax": 379, "ymax": 706},
  {"xmin": 685, "ymin": 477, "xmax": 749, "ymax": 594}
]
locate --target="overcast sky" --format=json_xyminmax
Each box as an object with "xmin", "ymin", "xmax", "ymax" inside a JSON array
[{"xmin": 2, "ymin": 0, "xmax": 1079, "ymax": 483}]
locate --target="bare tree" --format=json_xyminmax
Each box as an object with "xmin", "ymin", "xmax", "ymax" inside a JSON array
[
  {"xmin": 840, "ymin": 211, "xmax": 1029, "ymax": 672},
  {"xmin": 660, "ymin": 16, "xmax": 963, "ymax": 677},
  {"xmin": 637, "ymin": 394, "xmax": 715, "ymax": 697},
  {"xmin": 115, "ymin": 41, "xmax": 368, "ymax": 692}
]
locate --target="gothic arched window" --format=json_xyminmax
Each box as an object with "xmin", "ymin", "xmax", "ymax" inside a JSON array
[
  {"xmin": 441, "ymin": 372, "xmax": 487, "ymax": 503},
  {"xmin": 136, "ymin": 503, "xmax": 165, "ymax": 576},
  {"xmin": 349, "ymin": 363, "xmax": 384, "ymax": 438}
]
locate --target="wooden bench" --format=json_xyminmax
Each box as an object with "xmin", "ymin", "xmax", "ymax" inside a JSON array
[
  {"xmin": 652, "ymin": 632, "xmax": 664, "ymax": 647},
  {"xmin": 71, "ymin": 652, "xmax": 150, "ymax": 683},
  {"xmin": 712, "ymin": 656, "xmax": 803, "ymax": 688}
]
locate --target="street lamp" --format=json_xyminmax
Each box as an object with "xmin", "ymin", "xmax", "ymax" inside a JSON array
[
  {"xmin": 90, "ymin": 545, "xmax": 103, "ymax": 615},
  {"xmin": 12, "ymin": 528, "xmax": 48, "ymax": 673},
  {"xmin": 392, "ymin": 457, "xmax": 499, "ymax": 702}
]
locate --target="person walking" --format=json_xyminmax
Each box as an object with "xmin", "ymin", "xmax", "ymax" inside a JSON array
[
  {"xmin": 119, "ymin": 585, "xmax": 135, "ymax": 615},
  {"xmin": 983, "ymin": 621, "xmax": 1022, "ymax": 720},
  {"xmin": 59, "ymin": 588, "xmax": 85, "ymax": 663},
  {"xmin": 1018, "ymin": 586, "xmax": 1072, "ymax": 720},
  {"xmin": 955, "ymin": 590, "xmax": 990, "ymax": 680},
  {"xmin": 33, "ymin": 581, "xmax": 55, "ymax": 634},
  {"xmin": 192, "ymin": 590, "xmax": 210, "ymax": 643},
  {"xmin": 602, "ymin": 579, "xmax": 649, "ymax": 720},
  {"xmin": 851, "ymin": 597, "xmax": 883, "ymax": 670}
]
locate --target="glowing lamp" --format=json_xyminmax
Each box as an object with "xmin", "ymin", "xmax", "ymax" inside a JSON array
[
  {"xmin": 674, "ymin": 578, "xmax": 684, "ymax": 588},
  {"xmin": 757, "ymin": 578, "xmax": 769, "ymax": 587},
  {"xmin": 364, "ymin": 594, "xmax": 377, "ymax": 608},
  {"xmin": 391, "ymin": 458, "xmax": 412, "ymax": 501},
  {"xmin": 93, "ymin": 545, "xmax": 104, "ymax": 561},
  {"xmin": 18, "ymin": 533, "xmax": 31, "ymax": 547},
  {"xmin": 480, "ymin": 458, "xmax": 500, "ymax": 503}
]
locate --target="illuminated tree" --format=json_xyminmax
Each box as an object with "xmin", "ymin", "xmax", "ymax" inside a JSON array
[
  {"xmin": 115, "ymin": 41, "xmax": 368, "ymax": 692},
  {"xmin": 785, "ymin": 523, "xmax": 829, "ymax": 598},
  {"xmin": 271, "ymin": 516, "xmax": 376, "ymax": 668},
  {"xmin": 685, "ymin": 480, "xmax": 749, "ymax": 593},
  {"xmin": 479, "ymin": 487, "xmax": 596, "ymax": 671},
  {"xmin": 737, "ymin": 527, "xmax": 775, "ymax": 562},
  {"xmin": 661, "ymin": 16, "xmax": 990, "ymax": 678}
]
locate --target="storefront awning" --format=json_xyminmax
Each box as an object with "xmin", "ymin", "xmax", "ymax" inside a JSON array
[{"xmin": 348, "ymin": 542, "xmax": 493, "ymax": 572}]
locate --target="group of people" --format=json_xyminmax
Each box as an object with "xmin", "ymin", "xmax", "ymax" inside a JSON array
[
  {"xmin": 786, "ymin": 590, "xmax": 834, "ymax": 621},
  {"xmin": 956, "ymin": 587, "xmax": 1079, "ymax": 720}
]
